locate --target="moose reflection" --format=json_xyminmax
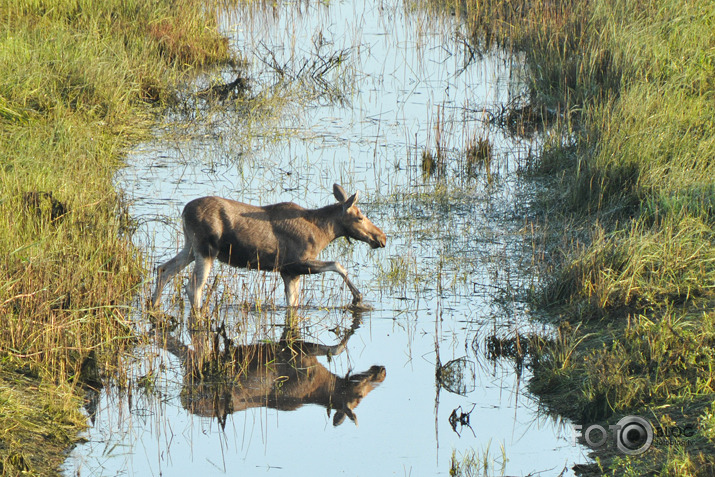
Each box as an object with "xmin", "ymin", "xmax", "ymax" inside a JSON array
[{"xmin": 163, "ymin": 314, "xmax": 385, "ymax": 427}]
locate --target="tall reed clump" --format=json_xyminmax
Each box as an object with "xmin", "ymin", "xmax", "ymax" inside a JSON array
[
  {"xmin": 0, "ymin": 0, "xmax": 233, "ymax": 473},
  {"xmin": 433, "ymin": 0, "xmax": 715, "ymax": 474}
]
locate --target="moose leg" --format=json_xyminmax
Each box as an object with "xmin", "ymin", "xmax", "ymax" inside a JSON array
[
  {"xmin": 152, "ymin": 246, "xmax": 195, "ymax": 308},
  {"xmin": 289, "ymin": 260, "xmax": 363, "ymax": 305},
  {"xmin": 280, "ymin": 272, "xmax": 301, "ymax": 307},
  {"xmin": 186, "ymin": 254, "xmax": 214, "ymax": 312}
]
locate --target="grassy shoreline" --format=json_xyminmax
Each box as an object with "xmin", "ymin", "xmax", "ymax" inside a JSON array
[
  {"xmin": 445, "ymin": 0, "xmax": 714, "ymax": 474},
  {"xmin": 0, "ymin": 1, "xmax": 232, "ymax": 474},
  {"xmin": 2, "ymin": 0, "xmax": 712, "ymax": 474}
]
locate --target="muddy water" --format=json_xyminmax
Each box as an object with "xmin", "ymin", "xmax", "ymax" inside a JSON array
[{"xmin": 64, "ymin": 1, "xmax": 589, "ymax": 475}]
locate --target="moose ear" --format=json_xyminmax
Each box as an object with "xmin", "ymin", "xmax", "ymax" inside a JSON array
[
  {"xmin": 343, "ymin": 191, "xmax": 359, "ymax": 211},
  {"xmin": 332, "ymin": 408, "xmax": 358, "ymax": 427},
  {"xmin": 333, "ymin": 184, "xmax": 349, "ymax": 203},
  {"xmin": 333, "ymin": 411, "xmax": 346, "ymax": 426}
]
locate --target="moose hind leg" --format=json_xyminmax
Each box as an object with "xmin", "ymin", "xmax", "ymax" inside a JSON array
[
  {"xmin": 152, "ymin": 247, "xmax": 194, "ymax": 308},
  {"xmin": 186, "ymin": 254, "xmax": 214, "ymax": 312}
]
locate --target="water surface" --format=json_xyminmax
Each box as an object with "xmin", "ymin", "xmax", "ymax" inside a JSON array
[{"xmin": 64, "ymin": 1, "xmax": 589, "ymax": 475}]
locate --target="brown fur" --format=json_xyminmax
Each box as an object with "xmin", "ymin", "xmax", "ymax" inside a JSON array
[
  {"xmin": 151, "ymin": 184, "xmax": 386, "ymax": 311},
  {"xmin": 165, "ymin": 318, "xmax": 386, "ymax": 427}
]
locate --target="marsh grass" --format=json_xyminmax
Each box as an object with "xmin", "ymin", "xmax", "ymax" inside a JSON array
[
  {"xmin": 0, "ymin": 364, "xmax": 87, "ymax": 474},
  {"xmin": 418, "ymin": 100, "xmax": 508, "ymax": 187},
  {"xmin": 421, "ymin": 148, "xmax": 442, "ymax": 178},
  {"xmin": 0, "ymin": 0, "xmax": 234, "ymax": 473},
  {"xmin": 377, "ymin": 254, "xmax": 421, "ymax": 293},
  {"xmin": 449, "ymin": 444, "xmax": 508, "ymax": 477},
  {"xmin": 438, "ymin": 0, "xmax": 715, "ymax": 473}
]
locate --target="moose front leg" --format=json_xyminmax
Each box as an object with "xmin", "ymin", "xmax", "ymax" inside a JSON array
[
  {"xmin": 280, "ymin": 272, "xmax": 301, "ymax": 307},
  {"xmin": 152, "ymin": 245, "xmax": 195, "ymax": 308},
  {"xmin": 289, "ymin": 260, "xmax": 363, "ymax": 305}
]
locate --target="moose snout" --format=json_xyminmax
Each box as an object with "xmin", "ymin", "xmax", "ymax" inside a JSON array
[
  {"xmin": 370, "ymin": 232, "xmax": 387, "ymax": 249},
  {"xmin": 369, "ymin": 365, "xmax": 387, "ymax": 381}
]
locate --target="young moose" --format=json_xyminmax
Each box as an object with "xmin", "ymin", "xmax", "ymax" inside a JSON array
[{"xmin": 151, "ymin": 184, "xmax": 386, "ymax": 311}]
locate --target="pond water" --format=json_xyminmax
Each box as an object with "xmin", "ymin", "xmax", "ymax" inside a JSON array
[{"xmin": 64, "ymin": 0, "xmax": 590, "ymax": 475}]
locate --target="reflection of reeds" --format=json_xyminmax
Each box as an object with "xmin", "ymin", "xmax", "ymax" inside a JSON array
[
  {"xmin": 256, "ymin": 42, "xmax": 355, "ymax": 108},
  {"xmin": 420, "ymin": 104, "xmax": 455, "ymax": 180},
  {"xmin": 437, "ymin": 357, "xmax": 476, "ymax": 395},
  {"xmin": 421, "ymin": 148, "xmax": 442, "ymax": 178},
  {"xmin": 465, "ymin": 136, "xmax": 493, "ymax": 184}
]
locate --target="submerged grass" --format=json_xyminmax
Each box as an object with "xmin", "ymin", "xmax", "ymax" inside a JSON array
[
  {"xmin": 420, "ymin": 0, "xmax": 715, "ymax": 474},
  {"xmin": 0, "ymin": 0, "xmax": 233, "ymax": 474}
]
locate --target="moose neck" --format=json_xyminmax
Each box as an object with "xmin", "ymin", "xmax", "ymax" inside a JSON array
[
  {"xmin": 306, "ymin": 203, "xmax": 346, "ymax": 243},
  {"xmin": 299, "ymin": 369, "xmax": 344, "ymax": 407}
]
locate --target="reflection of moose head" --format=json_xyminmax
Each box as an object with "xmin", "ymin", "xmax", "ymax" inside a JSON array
[{"xmin": 164, "ymin": 315, "xmax": 385, "ymax": 427}]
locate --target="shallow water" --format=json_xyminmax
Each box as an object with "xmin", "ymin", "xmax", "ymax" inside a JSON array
[{"xmin": 64, "ymin": 1, "xmax": 589, "ymax": 475}]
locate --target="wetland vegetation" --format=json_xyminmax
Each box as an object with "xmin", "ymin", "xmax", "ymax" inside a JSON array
[
  {"xmin": 1, "ymin": 0, "xmax": 713, "ymax": 475},
  {"xmin": 0, "ymin": 0, "xmax": 231, "ymax": 473},
  {"xmin": 444, "ymin": 0, "xmax": 714, "ymax": 474}
]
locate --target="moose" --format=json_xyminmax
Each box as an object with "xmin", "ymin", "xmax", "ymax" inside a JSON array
[
  {"xmin": 151, "ymin": 184, "xmax": 386, "ymax": 312},
  {"xmin": 164, "ymin": 315, "xmax": 386, "ymax": 427}
]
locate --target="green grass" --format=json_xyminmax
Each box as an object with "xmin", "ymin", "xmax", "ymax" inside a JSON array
[
  {"xmin": 449, "ymin": 444, "xmax": 508, "ymax": 477},
  {"xmin": 0, "ymin": 0, "xmax": 232, "ymax": 474},
  {"xmin": 424, "ymin": 0, "xmax": 715, "ymax": 474}
]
